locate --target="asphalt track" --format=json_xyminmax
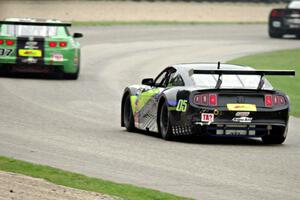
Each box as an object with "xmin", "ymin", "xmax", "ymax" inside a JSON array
[{"xmin": 0, "ymin": 25, "xmax": 300, "ymax": 200}]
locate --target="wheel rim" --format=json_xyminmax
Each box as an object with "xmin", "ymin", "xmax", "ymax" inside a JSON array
[
  {"xmin": 124, "ymin": 97, "xmax": 131, "ymax": 128},
  {"xmin": 160, "ymin": 104, "xmax": 169, "ymax": 136}
]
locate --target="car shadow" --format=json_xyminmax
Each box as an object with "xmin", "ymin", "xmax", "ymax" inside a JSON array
[
  {"xmin": 0, "ymin": 72, "xmax": 64, "ymax": 80},
  {"xmin": 124, "ymin": 129, "xmax": 283, "ymax": 146}
]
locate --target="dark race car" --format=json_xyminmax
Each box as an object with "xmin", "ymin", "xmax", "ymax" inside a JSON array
[
  {"xmin": 269, "ymin": 0, "xmax": 300, "ymax": 38},
  {"xmin": 121, "ymin": 63, "xmax": 295, "ymax": 144}
]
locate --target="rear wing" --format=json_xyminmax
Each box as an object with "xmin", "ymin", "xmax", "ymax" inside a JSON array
[
  {"xmin": 0, "ymin": 21, "xmax": 72, "ymax": 27},
  {"xmin": 191, "ymin": 69, "xmax": 295, "ymax": 90}
]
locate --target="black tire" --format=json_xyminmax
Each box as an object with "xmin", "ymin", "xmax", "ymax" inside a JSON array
[
  {"xmin": 262, "ymin": 126, "xmax": 286, "ymax": 144},
  {"xmin": 123, "ymin": 95, "xmax": 136, "ymax": 132},
  {"xmin": 64, "ymin": 61, "xmax": 80, "ymax": 80},
  {"xmin": 64, "ymin": 70, "xmax": 79, "ymax": 80},
  {"xmin": 159, "ymin": 102, "xmax": 173, "ymax": 140},
  {"xmin": 269, "ymin": 29, "xmax": 283, "ymax": 38},
  {"xmin": 0, "ymin": 65, "xmax": 9, "ymax": 76}
]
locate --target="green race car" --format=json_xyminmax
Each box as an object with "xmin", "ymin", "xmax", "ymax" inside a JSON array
[{"xmin": 0, "ymin": 18, "xmax": 83, "ymax": 79}]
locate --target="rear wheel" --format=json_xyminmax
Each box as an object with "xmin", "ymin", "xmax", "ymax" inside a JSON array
[
  {"xmin": 262, "ymin": 126, "xmax": 286, "ymax": 144},
  {"xmin": 159, "ymin": 102, "xmax": 173, "ymax": 140},
  {"xmin": 0, "ymin": 65, "xmax": 9, "ymax": 76},
  {"xmin": 64, "ymin": 61, "xmax": 80, "ymax": 80},
  {"xmin": 64, "ymin": 68, "xmax": 79, "ymax": 80},
  {"xmin": 64, "ymin": 72, "xmax": 79, "ymax": 80},
  {"xmin": 269, "ymin": 30, "xmax": 283, "ymax": 38},
  {"xmin": 123, "ymin": 95, "xmax": 136, "ymax": 132}
]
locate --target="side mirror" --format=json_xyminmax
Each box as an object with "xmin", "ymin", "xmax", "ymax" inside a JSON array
[
  {"xmin": 142, "ymin": 78, "xmax": 154, "ymax": 86},
  {"xmin": 73, "ymin": 33, "xmax": 83, "ymax": 38}
]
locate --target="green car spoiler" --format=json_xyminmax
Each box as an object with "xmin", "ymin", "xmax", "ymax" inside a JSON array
[
  {"xmin": 0, "ymin": 21, "xmax": 72, "ymax": 27},
  {"xmin": 191, "ymin": 69, "xmax": 296, "ymax": 89}
]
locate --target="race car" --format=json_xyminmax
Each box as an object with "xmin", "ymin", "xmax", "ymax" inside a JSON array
[
  {"xmin": 0, "ymin": 18, "xmax": 83, "ymax": 79},
  {"xmin": 121, "ymin": 63, "xmax": 295, "ymax": 144},
  {"xmin": 269, "ymin": 0, "xmax": 300, "ymax": 38}
]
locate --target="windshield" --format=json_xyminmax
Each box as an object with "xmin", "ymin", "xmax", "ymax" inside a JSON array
[
  {"xmin": 5, "ymin": 25, "xmax": 59, "ymax": 37},
  {"xmin": 288, "ymin": 1, "xmax": 300, "ymax": 9},
  {"xmin": 191, "ymin": 74, "xmax": 273, "ymax": 90}
]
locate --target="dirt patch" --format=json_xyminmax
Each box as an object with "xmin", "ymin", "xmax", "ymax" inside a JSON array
[
  {"xmin": 0, "ymin": 1, "xmax": 285, "ymax": 22},
  {"xmin": 0, "ymin": 171, "xmax": 119, "ymax": 200}
]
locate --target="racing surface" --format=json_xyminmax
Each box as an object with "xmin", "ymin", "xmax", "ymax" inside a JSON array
[{"xmin": 0, "ymin": 25, "xmax": 300, "ymax": 200}]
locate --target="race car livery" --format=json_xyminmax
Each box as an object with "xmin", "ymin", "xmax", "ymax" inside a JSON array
[
  {"xmin": 0, "ymin": 18, "xmax": 83, "ymax": 79},
  {"xmin": 121, "ymin": 63, "xmax": 295, "ymax": 144},
  {"xmin": 269, "ymin": 0, "xmax": 300, "ymax": 38}
]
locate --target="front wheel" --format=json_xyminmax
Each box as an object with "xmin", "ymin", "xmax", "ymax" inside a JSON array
[
  {"xmin": 123, "ymin": 95, "xmax": 136, "ymax": 132},
  {"xmin": 159, "ymin": 102, "xmax": 173, "ymax": 140}
]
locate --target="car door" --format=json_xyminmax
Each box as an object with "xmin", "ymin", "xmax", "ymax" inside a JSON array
[{"xmin": 135, "ymin": 68, "xmax": 175, "ymax": 131}]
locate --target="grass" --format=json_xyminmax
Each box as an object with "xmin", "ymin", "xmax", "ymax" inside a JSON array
[
  {"xmin": 0, "ymin": 156, "xmax": 193, "ymax": 200},
  {"xmin": 228, "ymin": 48, "xmax": 300, "ymax": 117},
  {"xmin": 72, "ymin": 20, "xmax": 266, "ymax": 26}
]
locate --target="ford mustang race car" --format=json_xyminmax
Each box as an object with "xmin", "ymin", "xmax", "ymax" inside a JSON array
[
  {"xmin": 0, "ymin": 18, "xmax": 83, "ymax": 79},
  {"xmin": 269, "ymin": 0, "xmax": 300, "ymax": 38},
  {"xmin": 121, "ymin": 63, "xmax": 295, "ymax": 144}
]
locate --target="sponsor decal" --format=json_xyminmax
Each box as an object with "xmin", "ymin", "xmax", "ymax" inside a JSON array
[
  {"xmin": 18, "ymin": 49, "xmax": 42, "ymax": 57},
  {"xmin": 227, "ymin": 104, "xmax": 257, "ymax": 112},
  {"xmin": 235, "ymin": 112, "xmax": 250, "ymax": 117},
  {"xmin": 51, "ymin": 53, "xmax": 63, "ymax": 62},
  {"xmin": 176, "ymin": 99, "xmax": 188, "ymax": 112},
  {"xmin": 24, "ymin": 41, "xmax": 38, "ymax": 49},
  {"xmin": 272, "ymin": 21, "xmax": 281, "ymax": 28},
  {"xmin": 201, "ymin": 113, "xmax": 214, "ymax": 123},
  {"xmin": 21, "ymin": 57, "xmax": 38, "ymax": 64},
  {"xmin": 232, "ymin": 117, "xmax": 253, "ymax": 123}
]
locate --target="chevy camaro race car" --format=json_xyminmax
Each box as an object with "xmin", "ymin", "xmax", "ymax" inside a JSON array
[
  {"xmin": 0, "ymin": 18, "xmax": 83, "ymax": 79},
  {"xmin": 269, "ymin": 0, "xmax": 300, "ymax": 38},
  {"xmin": 121, "ymin": 63, "xmax": 295, "ymax": 144}
]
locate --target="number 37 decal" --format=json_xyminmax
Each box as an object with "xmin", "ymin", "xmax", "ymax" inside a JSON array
[
  {"xmin": 0, "ymin": 48, "xmax": 14, "ymax": 56},
  {"xmin": 176, "ymin": 99, "xmax": 188, "ymax": 112}
]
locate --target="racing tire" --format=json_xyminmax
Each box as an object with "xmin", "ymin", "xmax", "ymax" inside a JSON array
[
  {"xmin": 64, "ymin": 69, "xmax": 79, "ymax": 80},
  {"xmin": 64, "ymin": 72, "xmax": 79, "ymax": 80},
  {"xmin": 64, "ymin": 63, "xmax": 80, "ymax": 80},
  {"xmin": 123, "ymin": 95, "xmax": 136, "ymax": 132},
  {"xmin": 268, "ymin": 30, "xmax": 283, "ymax": 38},
  {"xmin": 159, "ymin": 102, "xmax": 173, "ymax": 141},
  {"xmin": 261, "ymin": 126, "xmax": 286, "ymax": 144},
  {"xmin": 0, "ymin": 66, "xmax": 9, "ymax": 76}
]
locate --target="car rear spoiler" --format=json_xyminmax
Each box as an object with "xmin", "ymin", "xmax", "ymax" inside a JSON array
[
  {"xmin": 0, "ymin": 21, "xmax": 72, "ymax": 27},
  {"xmin": 191, "ymin": 69, "xmax": 295, "ymax": 90}
]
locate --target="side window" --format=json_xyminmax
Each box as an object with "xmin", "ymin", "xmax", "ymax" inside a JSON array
[
  {"xmin": 154, "ymin": 71, "xmax": 168, "ymax": 87},
  {"xmin": 154, "ymin": 68, "xmax": 177, "ymax": 88},
  {"xmin": 168, "ymin": 75, "xmax": 185, "ymax": 87}
]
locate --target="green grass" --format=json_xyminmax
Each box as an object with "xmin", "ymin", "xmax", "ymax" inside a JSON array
[
  {"xmin": 0, "ymin": 156, "xmax": 193, "ymax": 200},
  {"xmin": 72, "ymin": 20, "xmax": 266, "ymax": 26},
  {"xmin": 228, "ymin": 48, "xmax": 300, "ymax": 117}
]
